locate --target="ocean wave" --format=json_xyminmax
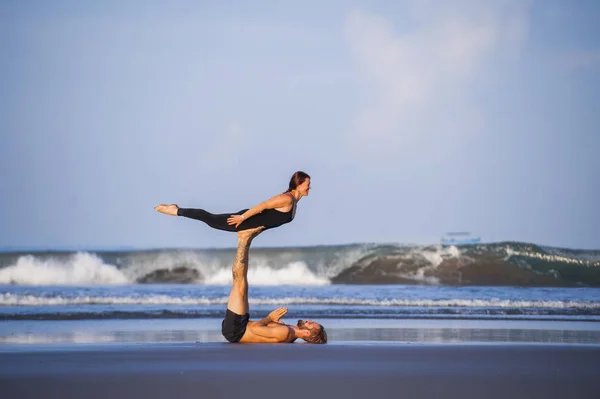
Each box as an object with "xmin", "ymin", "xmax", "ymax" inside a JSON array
[
  {"xmin": 203, "ymin": 261, "xmax": 329, "ymax": 285},
  {"xmin": 0, "ymin": 253, "xmax": 330, "ymax": 286},
  {"xmin": 1, "ymin": 242, "xmax": 600, "ymax": 287},
  {"xmin": 3, "ymin": 307, "xmax": 600, "ymax": 321},
  {"xmin": 0, "ymin": 253, "xmax": 128, "ymax": 285},
  {"xmin": 331, "ymin": 243, "xmax": 600, "ymax": 286},
  {"xmin": 2, "ymin": 293, "xmax": 598, "ymax": 309}
]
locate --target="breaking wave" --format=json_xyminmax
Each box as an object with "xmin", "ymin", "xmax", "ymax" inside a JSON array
[
  {"xmin": 0, "ymin": 253, "xmax": 128, "ymax": 285},
  {"xmin": 1, "ymin": 242, "xmax": 599, "ymax": 287}
]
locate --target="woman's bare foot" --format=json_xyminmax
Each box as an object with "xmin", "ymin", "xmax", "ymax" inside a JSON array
[{"xmin": 154, "ymin": 204, "xmax": 179, "ymax": 216}]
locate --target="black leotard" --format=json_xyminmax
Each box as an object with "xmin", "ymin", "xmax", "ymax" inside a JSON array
[{"xmin": 177, "ymin": 202, "xmax": 295, "ymax": 232}]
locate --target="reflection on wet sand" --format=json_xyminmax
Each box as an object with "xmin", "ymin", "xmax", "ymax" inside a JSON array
[{"xmin": 2, "ymin": 320, "xmax": 599, "ymax": 346}]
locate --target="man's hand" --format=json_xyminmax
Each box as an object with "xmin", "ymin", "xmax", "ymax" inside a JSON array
[{"xmin": 268, "ymin": 307, "xmax": 288, "ymax": 323}]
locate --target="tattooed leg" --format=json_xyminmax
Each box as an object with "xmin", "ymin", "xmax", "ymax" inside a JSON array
[{"xmin": 226, "ymin": 227, "xmax": 264, "ymax": 315}]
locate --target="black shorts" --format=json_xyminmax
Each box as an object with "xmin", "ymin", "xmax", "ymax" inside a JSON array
[{"xmin": 221, "ymin": 309, "xmax": 250, "ymax": 343}]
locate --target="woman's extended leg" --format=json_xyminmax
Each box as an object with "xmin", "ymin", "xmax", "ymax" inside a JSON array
[
  {"xmin": 154, "ymin": 204, "xmax": 246, "ymax": 232},
  {"xmin": 177, "ymin": 208, "xmax": 243, "ymax": 232}
]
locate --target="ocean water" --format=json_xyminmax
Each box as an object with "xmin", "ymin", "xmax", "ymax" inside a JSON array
[{"xmin": 1, "ymin": 242, "xmax": 599, "ymax": 322}]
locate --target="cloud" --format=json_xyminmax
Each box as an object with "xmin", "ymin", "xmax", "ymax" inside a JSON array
[{"xmin": 345, "ymin": 0, "xmax": 531, "ymax": 157}]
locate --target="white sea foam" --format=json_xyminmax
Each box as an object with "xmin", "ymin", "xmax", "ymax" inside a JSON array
[
  {"xmin": 104, "ymin": 249, "xmax": 342, "ymax": 285},
  {"xmin": 389, "ymin": 245, "xmax": 462, "ymax": 284},
  {"xmin": 0, "ymin": 252, "xmax": 331, "ymax": 286},
  {"xmin": 0, "ymin": 253, "xmax": 129, "ymax": 285},
  {"xmin": 505, "ymin": 247, "xmax": 600, "ymax": 266},
  {"xmin": 396, "ymin": 270, "xmax": 440, "ymax": 285},
  {"xmin": 120, "ymin": 250, "xmax": 212, "ymax": 283},
  {"xmin": 0, "ymin": 293, "xmax": 227, "ymax": 306},
  {"xmin": 205, "ymin": 261, "xmax": 330, "ymax": 285},
  {"xmin": 1, "ymin": 293, "xmax": 598, "ymax": 309}
]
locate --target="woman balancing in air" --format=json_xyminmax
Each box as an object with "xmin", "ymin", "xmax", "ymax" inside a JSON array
[{"xmin": 154, "ymin": 171, "xmax": 327, "ymax": 344}]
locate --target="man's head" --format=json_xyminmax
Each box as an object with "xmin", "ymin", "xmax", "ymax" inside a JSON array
[{"xmin": 296, "ymin": 319, "xmax": 327, "ymax": 344}]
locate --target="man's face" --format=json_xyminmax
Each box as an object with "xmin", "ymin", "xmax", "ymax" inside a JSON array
[{"xmin": 297, "ymin": 319, "xmax": 320, "ymax": 331}]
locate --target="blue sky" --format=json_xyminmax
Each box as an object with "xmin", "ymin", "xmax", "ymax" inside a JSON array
[{"xmin": 1, "ymin": 0, "xmax": 599, "ymax": 250}]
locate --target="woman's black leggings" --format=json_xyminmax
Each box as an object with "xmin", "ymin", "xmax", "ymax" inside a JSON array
[{"xmin": 177, "ymin": 208, "xmax": 250, "ymax": 232}]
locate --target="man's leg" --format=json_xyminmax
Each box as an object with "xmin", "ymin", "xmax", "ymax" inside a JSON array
[{"xmin": 227, "ymin": 227, "xmax": 264, "ymax": 315}]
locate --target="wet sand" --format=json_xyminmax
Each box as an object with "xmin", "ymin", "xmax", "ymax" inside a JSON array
[
  {"xmin": 1, "ymin": 319, "xmax": 599, "ymax": 398},
  {"xmin": 1, "ymin": 343, "xmax": 599, "ymax": 399},
  {"xmin": 3, "ymin": 318, "xmax": 600, "ymax": 345}
]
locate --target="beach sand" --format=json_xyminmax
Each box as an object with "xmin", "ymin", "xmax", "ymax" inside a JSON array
[
  {"xmin": 1, "ymin": 319, "xmax": 599, "ymax": 398},
  {"xmin": 1, "ymin": 343, "xmax": 599, "ymax": 399}
]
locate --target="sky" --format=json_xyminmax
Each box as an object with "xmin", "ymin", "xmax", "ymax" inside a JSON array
[{"xmin": 1, "ymin": 0, "xmax": 599, "ymax": 250}]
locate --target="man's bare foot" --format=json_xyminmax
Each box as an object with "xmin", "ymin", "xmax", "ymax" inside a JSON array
[
  {"xmin": 237, "ymin": 226, "xmax": 265, "ymax": 242},
  {"xmin": 154, "ymin": 204, "xmax": 179, "ymax": 216}
]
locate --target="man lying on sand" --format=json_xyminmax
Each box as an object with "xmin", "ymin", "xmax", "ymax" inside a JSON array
[{"xmin": 221, "ymin": 227, "xmax": 327, "ymax": 344}]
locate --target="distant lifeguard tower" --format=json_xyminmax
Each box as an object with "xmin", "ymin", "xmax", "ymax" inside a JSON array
[{"xmin": 440, "ymin": 232, "xmax": 481, "ymax": 246}]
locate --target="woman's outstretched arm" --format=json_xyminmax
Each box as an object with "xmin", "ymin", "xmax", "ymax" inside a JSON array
[{"xmin": 227, "ymin": 193, "xmax": 293, "ymax": 228}]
